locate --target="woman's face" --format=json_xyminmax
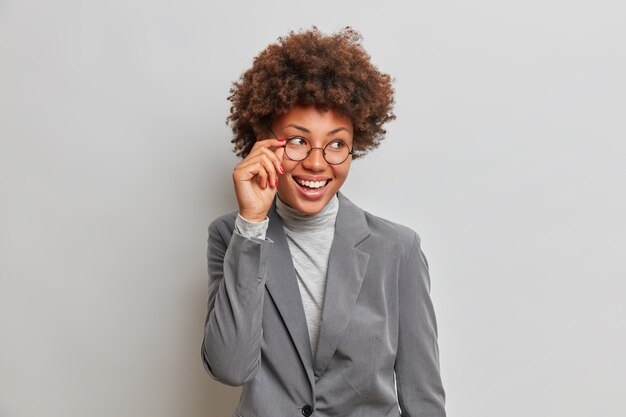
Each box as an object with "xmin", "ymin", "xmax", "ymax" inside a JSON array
[{"xmin": 269, "ymin": 105, "xmax": 353, "ymax": 215}]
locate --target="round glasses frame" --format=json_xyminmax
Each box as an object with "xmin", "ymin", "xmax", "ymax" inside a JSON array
[{"xmin": 269, "ymin": 128, "xmax": 353, "ymax": 165}]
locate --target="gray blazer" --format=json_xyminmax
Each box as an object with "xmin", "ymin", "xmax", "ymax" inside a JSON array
[{"xmin": 202, "ymin": 192, "xmax": 446, "ymax": 417}]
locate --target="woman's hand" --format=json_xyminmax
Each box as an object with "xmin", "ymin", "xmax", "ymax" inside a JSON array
[{"xmin": 233, "ymin": 138, "xmax": 286, "ymax": 222}]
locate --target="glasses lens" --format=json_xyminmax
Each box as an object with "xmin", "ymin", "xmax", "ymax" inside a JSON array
[
  {"xmin": 324, "ymin": 140, "xmax": 350, "ymax": 164},
  {"xmin": 284, "ymin": 136, "xmax": 310, "ymax": 161},
  {"xmin": 284, "ymin": 137, "xmax": 351, "ymax": 164}
]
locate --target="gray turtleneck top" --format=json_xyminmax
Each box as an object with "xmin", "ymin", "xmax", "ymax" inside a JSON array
[{"xmin": 234, "ymin": 195, "xmax": 339, "ymax": 357}]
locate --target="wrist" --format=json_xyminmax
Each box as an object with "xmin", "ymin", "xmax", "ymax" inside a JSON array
[{"xmin": 239, "ymin": 211, "xmax": 268, "ymax": 223}]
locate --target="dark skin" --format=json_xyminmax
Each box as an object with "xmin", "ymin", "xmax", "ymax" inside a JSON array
[
  {"xmin": 232, "ymin": 137, "xmax": 285, "ymax": 222},
  {"xmin": 232, "ymin": 105, "xmax": 354, "ymax": 222}
]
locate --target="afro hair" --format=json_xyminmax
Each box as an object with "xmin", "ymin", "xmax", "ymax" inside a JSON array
[{"xmin": 226, "ymin": 26, "xmax": 396, "ymax": 159}]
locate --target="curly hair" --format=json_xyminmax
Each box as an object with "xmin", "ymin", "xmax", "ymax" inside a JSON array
[{"xmin": 226, "ymin": 26, "xmax": 395, "ymax": 159}]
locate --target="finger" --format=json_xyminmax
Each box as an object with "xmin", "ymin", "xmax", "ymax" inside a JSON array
[
  {"xmin": 233, "ymin": 159, "xmax": 262, "ymax": 182},
  {"xmin": 254, "ymin": 162, "xmax": 268, "ymax": 189},
  {"xmin": 257, "ymin": 156, "xmax": 278, "ymax": 189},
  {"xmin": 251, "ymin": 137, "xmax": 286, "ymax": 153},
  {"xmin": 257, "ymin": 147, "xmax": 284, "ymax": 176},
  {"xmin": 237, "ymin": 152, "xmax": 279, "ymax": 181},
  {"xmin": 234, "ymin": 155, "xmax": 271, "ymax": 184}
]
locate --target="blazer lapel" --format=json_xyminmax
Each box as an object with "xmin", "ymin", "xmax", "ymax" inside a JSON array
[
  {"xmin": 264, "ymin": 202, "xmax": 315, "ymax": 390},
  {"xmin": 314, "ymin": 192, "xmax": 371, "ymax": 377}
]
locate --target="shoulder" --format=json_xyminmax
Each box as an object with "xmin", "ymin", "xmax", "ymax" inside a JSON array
[
  {"xmin": 363, "ymin": 210, "xmax": 421, "ymax": 253},
  {"xmin": 348, "ymin": 201, "xmax": 430, "ymax": 277},
  {"xmin": 338, "ymin": 192, "xmax": 420, "ymax": 254}
]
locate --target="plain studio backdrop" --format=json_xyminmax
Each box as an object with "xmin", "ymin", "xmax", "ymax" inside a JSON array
[{"xmin": 1, "ymin": 0, "xmax": 625, "ymax": 416}]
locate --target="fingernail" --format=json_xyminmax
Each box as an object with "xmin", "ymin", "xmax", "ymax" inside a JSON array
[
  {"xmin": 275, "ymin": 179, "xmax": 279, "ymax": 187},
  {"xmin": 277, "ymin": 138, "xmax": 285, "ymax": 142},
  {"xmin": 279, "ymin": 165, "xmax": 285, "ymax": 174}
]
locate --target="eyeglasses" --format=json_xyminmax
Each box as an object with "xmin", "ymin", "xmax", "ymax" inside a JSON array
[{"xmin": 269, "ymin": 128, "xmax": 353, "ymax": 165}]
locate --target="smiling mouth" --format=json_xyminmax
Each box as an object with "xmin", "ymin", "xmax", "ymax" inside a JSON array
[{"xmin": 294, "ymin": 178, "xmax": 331, "ymax": 190}]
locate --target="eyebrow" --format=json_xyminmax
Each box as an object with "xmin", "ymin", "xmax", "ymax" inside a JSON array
[{"xmin": 283, "ymin": 123, "xmax": 350, "ymax": 136}]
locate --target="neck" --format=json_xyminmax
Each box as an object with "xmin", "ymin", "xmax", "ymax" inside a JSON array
[{"xmin": 275, "ymin": 194, "xmax": 339, "ymax": 233}]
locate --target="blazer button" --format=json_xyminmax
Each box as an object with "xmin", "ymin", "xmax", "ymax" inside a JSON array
[{"xmin": 301, "ymin": 404, "xmax": 313, "ymax": 416}]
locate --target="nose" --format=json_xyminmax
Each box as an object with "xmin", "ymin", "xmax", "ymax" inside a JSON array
[{"xmin": 302, "ymin": 147, "xmax": 327, "ymax": 171}]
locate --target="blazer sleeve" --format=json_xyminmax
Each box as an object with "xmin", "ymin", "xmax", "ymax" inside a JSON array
[
  {"xmin": 201, "ymin": 219, "xmax": 272, "ymax": 386},
  {"xmin": 395, "ymin": 232, "xmax": 446, "ymax": 416}
]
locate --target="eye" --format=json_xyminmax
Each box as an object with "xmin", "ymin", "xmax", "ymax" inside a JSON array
[
  {"xmin": 287, "ymin": 136, "xmax": 307, "ymax": 146},
  {"xmin": 327, "ymin": 140, "xmax": 347, "ymax": 150}
]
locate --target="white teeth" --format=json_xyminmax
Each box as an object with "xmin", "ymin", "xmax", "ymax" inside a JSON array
[{"xmin": 296, "ymin": 179, "xmax": 328, "ymax": 189}]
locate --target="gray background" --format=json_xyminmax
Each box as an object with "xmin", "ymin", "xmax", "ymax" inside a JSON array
[{"xmin": 1, "ymin": 0, "xmax": 625, "ymax": 416}]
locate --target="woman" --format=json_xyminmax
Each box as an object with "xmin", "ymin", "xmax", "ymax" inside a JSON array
[{"xmin": 202, "ymin": 27, "xmax": 446, "ymax": 417}]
